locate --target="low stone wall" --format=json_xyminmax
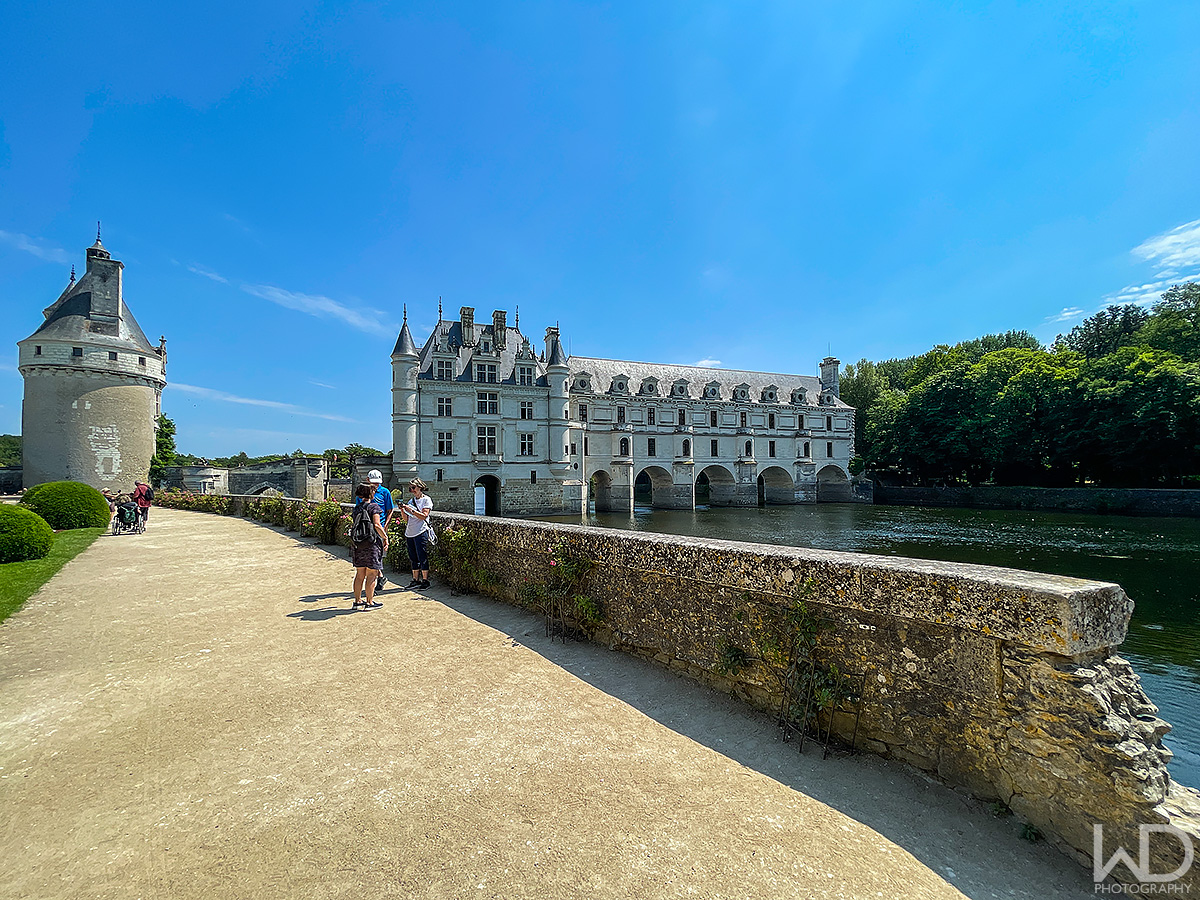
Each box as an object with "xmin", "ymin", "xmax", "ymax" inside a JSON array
[
  {"xmin": 0, "ymin": 467, "xmax": 22, "ymax": 494},
  {"xmin": 876, "ymin": 485, "xmax": 1200, "ymax": 517},
  {"xmin": 431, "ymin": 512, "xmax": 1200, "ymax": 887}
]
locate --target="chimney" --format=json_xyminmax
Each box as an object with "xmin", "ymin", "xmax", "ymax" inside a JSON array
[
  {"xmin": 460, "ymin": 306, "xmax": 475, "ymax": 346},
  {"xmin": 820, "ymin": 357, "xmax": 841, "ymax": 399},
  {"xmin": 492, "ymin": 310, "xmax": 507, "ymax": 350}
]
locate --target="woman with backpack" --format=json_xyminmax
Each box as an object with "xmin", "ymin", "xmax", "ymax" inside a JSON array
[{"xmin": 350, "ymin": 482, "xmax": 388, "ymax": 611}]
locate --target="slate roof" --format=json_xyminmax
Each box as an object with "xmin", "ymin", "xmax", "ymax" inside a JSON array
[
  {"xmin": 23, "ymin": 256, "xmax": 158, "ymax": 354},
  {"xmin": 415, "ymin": 320, "xmax": 546, "ymax": 385},
  {"xmin": 567, "ymin": 356, "xmax": 848, "ymax": 407}
]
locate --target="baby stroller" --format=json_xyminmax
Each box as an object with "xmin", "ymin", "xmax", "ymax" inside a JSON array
[{"xmin": 112, "ymin": 502, "xmax": 144, "ymax": 535}]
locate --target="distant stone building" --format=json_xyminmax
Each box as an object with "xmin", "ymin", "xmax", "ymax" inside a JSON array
[
  {"xmin": 17, "ymin": 234, "xmax": 167, "ymax": 491},
  {"xmin": 392, "ymin": 306, "xmax": 857, "ymax": 516}
]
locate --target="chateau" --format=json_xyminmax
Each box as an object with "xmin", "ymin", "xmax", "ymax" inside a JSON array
[
  {"xmin": 17, "ymin": 235, "xmax": 166, "ymax": 490},
  {"xmin": 392, "ymin": 306, "xmax": 857, "ymax": 516}
]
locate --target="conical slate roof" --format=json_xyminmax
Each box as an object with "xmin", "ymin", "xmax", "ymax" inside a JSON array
[{"xmin": 391, "ymin": 315, "xmax": 418, "ymax": 357}]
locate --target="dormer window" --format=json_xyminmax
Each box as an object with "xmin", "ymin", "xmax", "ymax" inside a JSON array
[
  {"xmin": 436, "ymin": 360, "xmax": 454, "ymax": 381},
  {"xmin": 482, "ymin": 341, "xmax": 491, "ymax": 353},
  {"xmin": 704, "ymin": 382, "xmax": 721, "ymax": 400},
  {"xmin": 733, "ymin": 384, "xmax": 750, "ymax": 402},
  {"xmin": 672, "ymin": 379, "xmax": 690, "ymax": 398},
  {"xmin": 611, "ymin": 375, "xmax": 630, "ymax": 394},
  {"xmin": 761, "ymin": 385, "xmax": 778, "ymax": 403},
  {"xmin": 791, "ymin": 388, "xmax": 808, "ymax": 405},
  {"xmin": 574, "ymin": 372, "xmax": 593, "ymax": 392},
  {"xmin": 639, "ymin": 377, "xmax": 659, "ymax": 396}
]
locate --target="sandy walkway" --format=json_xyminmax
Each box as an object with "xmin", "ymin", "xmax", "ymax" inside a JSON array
[{"xmin": 0, "ymin": 508, "xmax": 1098, "ymax": 899}]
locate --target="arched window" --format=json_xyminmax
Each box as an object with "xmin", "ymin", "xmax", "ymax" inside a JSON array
[
  {"xmin": 682, "ymin": 439, "xmax": 690, "ymax": 457},
  {"xmin": 803, "ymin": 441, "xmax": 810, "ymax": 458},
  {"xmin": 678, "ymin": 409, "xmax": 686, "ymax": 426},
  {"xmin": 620, "ymin": 437, "xmax": 629, "ymax": 456},
  {"xmin": 745, "ymin": 440, "xmax": 753, "ymax": 456}
]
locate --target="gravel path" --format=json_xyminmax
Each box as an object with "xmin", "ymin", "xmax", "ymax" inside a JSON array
[{"xmin": 0, "ymin": 508, "xmax": 1098, "ymax": 899}]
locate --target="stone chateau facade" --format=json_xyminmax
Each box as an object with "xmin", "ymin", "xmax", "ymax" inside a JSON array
[
  {"xmin": 392, "ymin": 306, "xmax": 860, "ymax": 516},
  {"xmin": 17, "ymin": 235, "xmax": 166, "ymax": 491}
]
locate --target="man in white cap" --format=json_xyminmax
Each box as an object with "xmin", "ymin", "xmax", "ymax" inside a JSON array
[{"xmin": 367, "ymin": 469, "xmax": 395, "ymax": 591}]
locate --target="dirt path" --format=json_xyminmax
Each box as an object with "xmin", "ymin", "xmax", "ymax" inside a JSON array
[{"xmin": 0, "ymin": 508, "xmax": 1098, "ymax": 899}]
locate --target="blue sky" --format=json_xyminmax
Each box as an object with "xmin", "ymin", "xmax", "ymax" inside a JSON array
[{"xmin": 2, "ymin": 1, "xmax": 1199, "ymax": 457}]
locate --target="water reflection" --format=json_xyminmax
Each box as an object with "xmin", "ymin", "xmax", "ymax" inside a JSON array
[{"xmin": 539, "ymin": 503, "xmax": 1200, "ymax": 787}]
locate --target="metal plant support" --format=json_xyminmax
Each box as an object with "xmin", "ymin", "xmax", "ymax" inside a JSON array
[{"xmin": 776, "ymin": 617, "xmax": 867, "ymax": 758}]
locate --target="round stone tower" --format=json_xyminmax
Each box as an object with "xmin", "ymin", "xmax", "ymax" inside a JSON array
[
  {"xmin": 17, "ymin": 232, "xmax": 167, "ymax": 490},
  {"xmin": 390, "ymin": 306, "xmax": 420, "ymax": 486}
]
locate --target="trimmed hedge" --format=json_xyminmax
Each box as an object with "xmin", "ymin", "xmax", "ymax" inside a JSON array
[
  {"xmin": 0, "ymin": 505, "xmax": 55, "ymax": 563},
  {"xmin": 21, "ymin": 481, "xmax": 111, "ymax": 530}
]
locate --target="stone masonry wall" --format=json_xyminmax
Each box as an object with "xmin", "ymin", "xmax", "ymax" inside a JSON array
[
  {"xmin": 876, "ymin": 484, "xmax": 1200, "ymax": 517},
  {"xmin": 430, "ymin": 512, "xmax": 1200, "ymax": 886}
]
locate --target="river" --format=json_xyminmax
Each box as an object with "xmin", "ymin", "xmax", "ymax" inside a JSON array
[{"xmin": 539, "ymin": 502, "xmax": 1200, "ymax": 788}]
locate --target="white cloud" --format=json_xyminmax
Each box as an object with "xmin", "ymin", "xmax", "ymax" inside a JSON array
[
  {"xmin": 188, "ymin": 264, "xmax": 229, "ymax": 284},
  {"xmin": 242, "ymin": 283, "xmax": 395, "ymax": 336},
  {"xmin": 693, "ymin": 358, "xmax": 723, "ymax": 368},
  {"xmin": 0, "ymin": 230, "xmax": 70, "ymax": 264},
  {"xmin": 168, "ymin": 383, "xmax": 357, "ymax": 423},
  {"xmin": 1043, "ymin": 307, "xmax": 1086, "ymax": 325},
  {"xmin": 1133, "ymin": 220, "xmax": 1200, "ymax": 272},
  {"xmin": 308, "ymin": 379, "xmax": 337, "ymax": 389}
]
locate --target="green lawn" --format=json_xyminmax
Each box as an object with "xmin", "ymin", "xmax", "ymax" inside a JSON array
[{"xmin": 0, "ymin": 528, "xmax": 104, "ymax": 623}]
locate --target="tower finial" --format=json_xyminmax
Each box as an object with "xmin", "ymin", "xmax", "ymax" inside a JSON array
[
  {"xmin": 515, "ymin": 305, "xmax": 519, "ymax": 330},
  {"xmin": 403, "ymin": 303, "xmax": 408, "ymax": 324},
  {"xmin": 438, "ymin": 296, "xmax": 442, "ymax": 322},
  {"xmin": 96, "ymin": 221, "xmax": 101, "ymax": 242},
  {"xmin": 69, "ymin": 265, "xmax": 76, "ymax": 286}
]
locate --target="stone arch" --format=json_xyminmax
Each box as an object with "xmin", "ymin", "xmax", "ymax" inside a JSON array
[
  {"xmin": 816, "ymin": 464, "xmax": 851, "ymax": 502},
  {"xmin": 757, "ymin": 465, "xmax": 795, "ymax": 506},
  {"xmin": 474, "ymin": 474, "xmax": 501, "ymax": 516},
  {"xmin": 634, "ymin": 464, "xmax": 674, "ymax": 509},
  {"xmin": 245, "ymin": 481, "xmax": 284, "ymax": 496},
  {"xmin": 696, "ymin": 463, "xmax": 736, "ymax": 506},
  {"xmin": 590, "ymin": 469, "xmax": 614, "ymax": 513}
]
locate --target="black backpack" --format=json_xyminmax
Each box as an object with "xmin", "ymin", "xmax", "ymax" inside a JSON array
[
  {"xmin": 143, "ymin": 484, "xmax": 155, "ymax": 502},
  {"xmin": 351, "ymin": 507, "xmax": 374, "ymax": 545}
]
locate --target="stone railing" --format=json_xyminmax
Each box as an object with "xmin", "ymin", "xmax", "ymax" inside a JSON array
[{"xmin": 431, "ymin": 512, "xmax": 1200, "ymax": 888}]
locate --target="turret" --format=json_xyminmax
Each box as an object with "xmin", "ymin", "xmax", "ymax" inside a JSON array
[
  {"xmin": 820, "ymin": 356, "xmax": 840, "ymax": 399},
  {"xmin": 391, "ymin": 306, "xmax": 420, "ymax": 482},
  {"xmin": 546, "ymin": 327, "xmax": 570, "ymax": 472}
]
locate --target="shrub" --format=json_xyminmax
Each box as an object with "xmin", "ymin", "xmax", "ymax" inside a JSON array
[
  {"xmin": 305, "ymin": 500, "xmax": 345, "ymax": 544},
  {"xmin": 21, "ymin": 480, "xmax": 110, "ymax": 530},
  {"xmin": 0, "ymin": 505, "xmax": 55, "ymax": 563}
]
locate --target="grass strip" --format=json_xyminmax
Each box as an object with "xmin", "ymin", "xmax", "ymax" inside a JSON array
[{"xmin": 0, "ymin": 528, "xmax": 104, "ymax": 623}]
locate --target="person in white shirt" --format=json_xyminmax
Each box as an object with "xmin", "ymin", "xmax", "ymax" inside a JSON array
[{"xmin": 399, "ymin": 478, "xmax": 434, "ymax": 589}]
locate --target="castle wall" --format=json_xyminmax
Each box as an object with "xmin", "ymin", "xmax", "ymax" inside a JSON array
[{"xmin": 21, "ymin": 371, "xmax": 158, "ymax": 490}]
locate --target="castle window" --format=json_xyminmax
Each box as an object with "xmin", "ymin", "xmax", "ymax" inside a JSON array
[
  {"xmin": 619, "ymin": 438, "xmax": 629, "ymax": 456},
  {"xmin": 745, "ymin": 440, "xmax": 753, "ymax": 456},
  {"xmin": 826, "ymin": 415, "xmax": 832, "ymax": 431},
  {"xmin": 769, "ymin": 440, "xmax": 776, "ymax": 458},
  {"xmin": 477, "ymin": 392, "xmax": 499, "ymax": 415},
  {"xmin": 520, "ymin": 433, "xmax": 535, "ymax": 456},
  {"xmin": 477, "ymin": 426, "xmax": 497, "ymax": 455},
  {"xmin": 678, "ymin": 409, "xmax": 686, "ymax": 426},
  {"xmin": 710, "ymin": 410, "xmax": 717, "ymax": 427},
  {"xmin": 436, "ymin": 360, "xmax": 453, "ymax": 380},
  {"xmin": 768, "ymin": 413, "xmax": 775, "ymax": 429},
  {"xmin": 436, "ymin": 469, "xmax": 444, "ymax": 482},
  {"xmin": 740, "ymin": 412, "xmax": 747, "ymax": 428},
  {"xmin": 437, "ymin": 397, "xmax": 453, "ymax": 417},
  {"xmin": 827, "ymin": 441, "xmax": 834, "ymax": 458},
  {"xmin": 34, "ymin": 346, "xmax": 41, "ymax": 355},
  {"xmin": 482, "ymin": 341, "xmax": 491, "ymax": 353},
  {"xmin": 519, "ymin": 366, "xmax": 534, "ymax": 386},
  {"xmin": 579, "ymin": 403, "xmax": 588, "ymax": 422},
  {"xmin": 803, "ymin": 441, "xmax": 810, "ymax": 458},
  {"xmin": 138, "ymin": 357, "xmax": 146, "ymax": 367},
  {"xmin": 531, "ymin": 471, "xmax": 537, "ymax": 484},
  {"xmin": 647, "ymin": 408, "xmax": 655, "ymax": 425},
  {"xmin": 584, "ymin": 437, "xmax": 589, "ymax": 455},
  {"xmin": 109, "ymin": 351, "xmax": 118, "ymax": 361},
  {"xmin": 617, "ymin": 406, "xmax": 626, "ymax": 424},
  {"xmin": 682, "ymin": 439, "xmax": 690, "ymax": 457},
  {"xmin": 570, "ymin": 442, "xmax": 577, "ymax": 456},
  {"xmin": 647, "ymin": 438, "xmax": 656, "ymax": 457},
  {"xmin": 437, "ymin": 433, "xmax": 454, "ymax": 456},
  {"xmin": 520, "ymin": 401, "xmax": 534, "ymax": 420},
  {"xmin": 72, "ymin": 347, "xmax": 83, "ymax": 357},
  {"xmin": 476, "ymin": 363, "xmax": 497, "ymax": 383},
  {"xmin": 711, "ymin": 439, "xmax": 718, "ymax": 457}
]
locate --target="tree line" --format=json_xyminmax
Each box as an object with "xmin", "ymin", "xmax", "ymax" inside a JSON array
[{"xmin": 840, "ymin": 283, "xmax": 1200, "ymax": 488}]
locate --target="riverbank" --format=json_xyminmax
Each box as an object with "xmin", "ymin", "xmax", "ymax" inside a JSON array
[
  {"xmin": 875, "ymin": 484, "xmax": 1200, "ymax": 516},
  {"xmin": 0, "ymin": 508, "xmax": 1103, "ymax": 898}
]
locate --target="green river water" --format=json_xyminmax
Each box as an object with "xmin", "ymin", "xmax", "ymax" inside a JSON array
[{"xmin": 539, "ymin": 503, "xmax": 1200, "ymax": 788}]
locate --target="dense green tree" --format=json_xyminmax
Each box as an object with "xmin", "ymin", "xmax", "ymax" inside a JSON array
[
  {"xmin": 1054, "ymin": 305, "xmax": 1149, "ymax": 359},
  {"xmin": 0, "ymin": 434, "xmax": 20, "ymax": 468},
  {"xmin": 149, "ymin": 415, "xmax": 177, "ymax": 486},
  {"xmin": 1137, "ymin": 282, "xmax": 1200, "ymax": 361}
]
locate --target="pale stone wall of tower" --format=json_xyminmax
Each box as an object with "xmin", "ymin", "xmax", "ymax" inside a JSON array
[{"xmin": 21, "ymin": 370, "xmax": 159, "ymax": 489}]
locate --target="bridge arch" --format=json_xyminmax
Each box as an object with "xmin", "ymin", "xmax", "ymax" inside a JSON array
[
  {"xmin": 757, "ymin": 465, "xmax": 795, "ymax": 505},
  {"xmin": 816, "ymin": 464, "xmax": 851, "ymax": 502},
  {"xmin": 696, "ymin": 463, "xmax": 737, "ymax": 506}
]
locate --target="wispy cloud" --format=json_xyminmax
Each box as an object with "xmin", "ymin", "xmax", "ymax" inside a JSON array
[
  {"xmin": 0, "ymin": 230, "xmax": 70, "ymax": 264},
  {"xmin": 693, "ymin": 358, "xmax": 723, "ymax": 368},
  {"xmin": 1133, "ymin": 220, "xmax": 1200, "ymax": 273},
  {"xmin": 187, "ymin": 264, "xmax": 229, "ymax": 284},
  {"xmin": 1043, "ymin": 307, "xmax": 1086, "ymax": 325},
  {"xmin": 168, "ymin": 383, "xmax": 357, "ymax": 423},
  {"xmin": 308, "ymin": 379, "xmax": 336, "ymax": 389},
  {"xmin": 242, "ymin": 283, "xmax": 395, "ymax": 336}
]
